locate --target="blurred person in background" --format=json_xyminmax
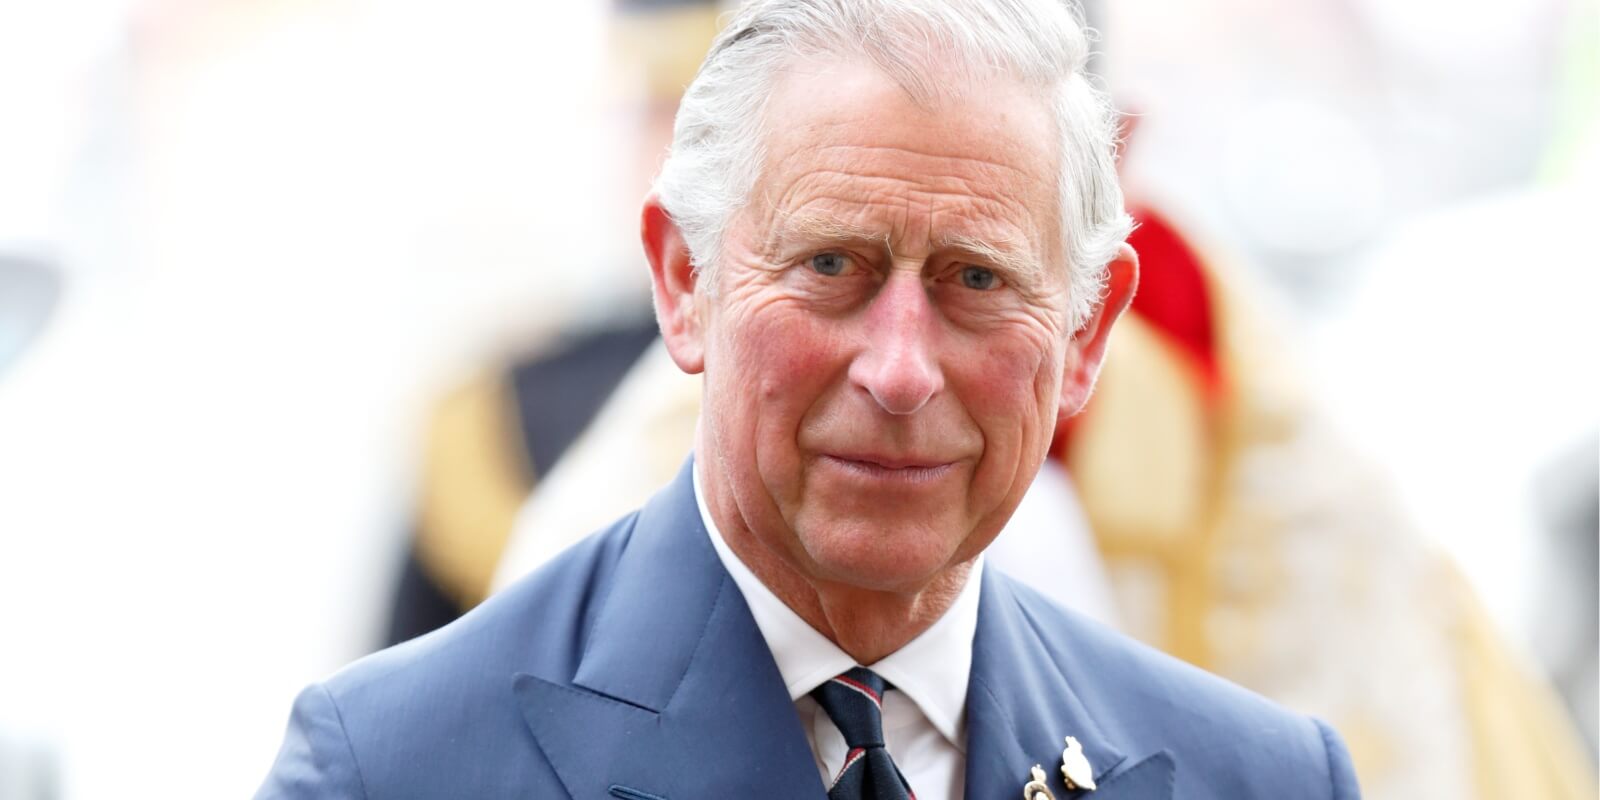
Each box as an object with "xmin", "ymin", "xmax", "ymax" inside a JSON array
[
  {"xmin": 387, "ymin": 1, "xmax": 1597, "ymax": 798},
  {"xmin": 379, "ymin": 0, "xmax": 675, "ymax": 646}
]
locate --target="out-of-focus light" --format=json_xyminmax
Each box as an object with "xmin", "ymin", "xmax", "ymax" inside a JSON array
[
  {"xmin": 1350, "ymin": 0, "xmax": 1556, "ymax": 70},
  {"xmin": 0, "ymin": 1, "xmax": 132, "ymax": 245},
  {"xmin": 1221, "ymin": 98, "xmax": 1387, "ymax": 258}
]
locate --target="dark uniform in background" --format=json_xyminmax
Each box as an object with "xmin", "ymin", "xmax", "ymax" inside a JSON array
[{"xmin": 386, "ymin": 318, "xmax": 655, "ymax": 643}]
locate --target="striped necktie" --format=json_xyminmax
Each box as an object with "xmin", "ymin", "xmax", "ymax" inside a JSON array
[{"xmin": 811, "ymin": 668, "xmax": 917, "ymax": 800}]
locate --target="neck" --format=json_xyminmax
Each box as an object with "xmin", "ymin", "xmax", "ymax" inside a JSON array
[{"xmin": 705, "ymin": 475, "xmax": 974, "ymax": 665}]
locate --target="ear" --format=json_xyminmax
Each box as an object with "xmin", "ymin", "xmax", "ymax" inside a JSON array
[
  {"xmin": 640, "ymin": 195, "xmax": 706, "ymax": 374},
  {"xmin": 1058, "ymin": 243, "xmax": 1139, "ymax": 421}
]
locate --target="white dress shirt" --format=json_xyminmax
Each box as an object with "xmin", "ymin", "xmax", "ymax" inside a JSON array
[{"xmin": 694, "ymin": 467, "xmax": 980, "ymax": 800}]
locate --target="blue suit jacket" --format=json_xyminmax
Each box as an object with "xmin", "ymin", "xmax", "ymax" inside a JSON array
[{"xmin": 260, "ymin": 460, "xmax": 1359, "ymax": 799}]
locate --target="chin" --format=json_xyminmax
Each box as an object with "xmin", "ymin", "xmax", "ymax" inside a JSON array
[{"xmin": 794, "ymin": 513, "xmax": 965, "ymax": 593}]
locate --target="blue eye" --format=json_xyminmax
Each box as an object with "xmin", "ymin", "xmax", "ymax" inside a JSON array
[
  {"xmin": 810, "ymin": 252, "xmax": 848, "ymax": 276},
  {"xmin": 960, "ymin": 266, "xmax": 998, "ymax": 290}
]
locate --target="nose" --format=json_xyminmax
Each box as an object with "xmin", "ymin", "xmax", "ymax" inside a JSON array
[{"xmin": 849, "ymin": 272, "xmax": 945, "ymax": 415}]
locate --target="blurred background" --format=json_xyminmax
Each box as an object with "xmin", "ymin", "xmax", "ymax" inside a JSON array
[{"xmin": 0, "ymin": 0, "xmax": 1594, "ymax": 797}]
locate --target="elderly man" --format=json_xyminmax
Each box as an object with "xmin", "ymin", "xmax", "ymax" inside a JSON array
[{"xmin": 260, "ymin": 1, "xmax": 1359, "ymax": 797}]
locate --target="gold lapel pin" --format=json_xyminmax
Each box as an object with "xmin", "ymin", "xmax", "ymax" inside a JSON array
[
  {"xmin": 1023, "ymin": 765, "xmax": 1057, "ymax": 800},
  {"xmin": 1060, "ymin": 736, "xmax": 1097, "ymax": 791}
]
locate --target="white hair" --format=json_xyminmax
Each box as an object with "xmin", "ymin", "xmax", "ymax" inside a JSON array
[{"xmin": 653, "ymin": 0, "xmax": 1132, "ymax": 329}]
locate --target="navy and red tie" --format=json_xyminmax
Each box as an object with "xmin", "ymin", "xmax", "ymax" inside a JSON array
[{"xmin": 811, "ymin": 668, "xmax": 917, "ymax": 800}]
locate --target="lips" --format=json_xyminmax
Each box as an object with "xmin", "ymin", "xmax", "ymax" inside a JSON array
[
  {"xmin": 826, "ymin": 452, "xmax": 951, "ymax": 470},
  {"xmin": 817, "ymin": 452, "xmax": 959, "ymax": 483}
]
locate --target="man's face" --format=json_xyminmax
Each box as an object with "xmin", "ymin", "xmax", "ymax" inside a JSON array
[{"xmin": 697, "ymin": 59, "xmax": 1075, "ymax": 593}]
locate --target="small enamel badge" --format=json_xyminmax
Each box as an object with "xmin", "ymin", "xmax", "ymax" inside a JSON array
[
  {"xmin": 1060, "ymin": 736, "xmax": 1097, "ymax": 791},
  {"xmin": 1023, "ymin": 765, "xmax": 1057, "ymax": 800}
]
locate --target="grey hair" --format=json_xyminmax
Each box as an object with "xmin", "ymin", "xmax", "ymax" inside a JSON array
[{"xmin": 653, "ymin": 0, "xmax": 1132, "ymax": 329}]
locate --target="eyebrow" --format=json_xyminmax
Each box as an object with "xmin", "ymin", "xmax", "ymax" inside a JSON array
[
  {"xmin": 772, "ymin": 215, "xmax": 892, "ymax": 252},
  {"xmin": 935, "ymin": 232, "xmax": 1048, "ymax": 288},
  {"xmin": 773, "ymin": 214, "xmax": 1048, "ymax": 286}
]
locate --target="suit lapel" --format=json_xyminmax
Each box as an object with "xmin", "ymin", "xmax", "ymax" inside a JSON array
[
  {"xmin": 514, "ymin": 460, "xmax": 825, "ymax": 799},
  {"xmin": 965, "ymin": 568, "xmax": 1174, "ymax": 800}
]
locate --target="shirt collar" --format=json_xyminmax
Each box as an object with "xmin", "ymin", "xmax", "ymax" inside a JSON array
[{"xmin": 694, "ymin": 463, "xmax": 981, "ymax": 748}]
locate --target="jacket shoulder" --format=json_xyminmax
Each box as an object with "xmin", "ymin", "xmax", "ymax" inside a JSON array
[
  {"xmin": 258, "ymin": 511, "xmax": 640, "ymax": 798},
  {"xmin": 338, "ymin": 507, "xmax": 637, "ymax": 692}
]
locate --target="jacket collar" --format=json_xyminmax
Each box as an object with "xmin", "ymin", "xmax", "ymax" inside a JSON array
[{"xmin": 965, "ymin": 566, "xmax": 1174, "ymax": 799}]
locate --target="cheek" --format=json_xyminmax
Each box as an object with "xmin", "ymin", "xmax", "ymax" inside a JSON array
[
  {"xmin": 714, "ymin": 266, "xmax": 844, "ymax": 382},
  {"xmin": 969, "ymin": 332, "xmax": 1060, "ymax": 417},
  {"xmin": 960, "ymin": 330, "xmax": 1063, "ymax": 467},
  {"xmin": 711, "ymin": 303, "xmax": 849, "ymax": 456},
  {"xmin": 723, "ymin": 307, "xmax": 841, "ymax": 395}
]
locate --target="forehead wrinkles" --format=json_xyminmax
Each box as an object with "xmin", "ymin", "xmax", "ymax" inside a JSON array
[
  {"xmin": 778, "ymin": 140, "xmax": 1038, "ymax": 205},
  {"xmin": 756, "ymin": 158, "xmax": 1047, "ymax": 259}
]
